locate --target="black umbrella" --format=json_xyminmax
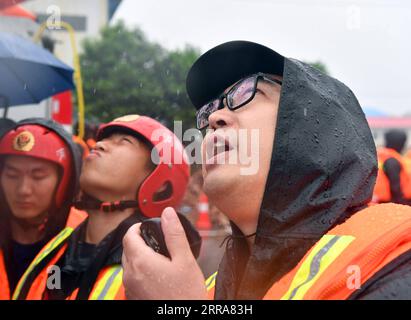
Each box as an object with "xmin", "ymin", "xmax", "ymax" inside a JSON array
[{"xmin": 0, "ymin": 32, "xmax": 75, "ymax": 117}]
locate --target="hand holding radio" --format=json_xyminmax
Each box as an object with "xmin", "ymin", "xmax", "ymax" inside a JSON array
[{"xmin": 122, "ymin": 207, "xmax": 207, "ymax": 300}]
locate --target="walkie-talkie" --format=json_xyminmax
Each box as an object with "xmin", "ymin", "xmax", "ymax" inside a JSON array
[{"xmin": 140, "ymin": 213, "xmax": 202, "ymax": 259}]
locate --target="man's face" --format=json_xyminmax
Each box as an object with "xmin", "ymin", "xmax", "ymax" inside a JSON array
[
  {"xmin": 80, "ymin": 132, "xmax": 152, "ymax": 201},
  {"xmin": 201, "ymin": 75, "xmax": 281, "ymax": 228},
  {"xmin": 1, "ymin": 155, "xmax": 59, "ymax": 221}
]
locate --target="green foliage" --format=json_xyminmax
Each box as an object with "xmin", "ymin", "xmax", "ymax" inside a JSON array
[
  {"xmin": 80, "ymin": 21, "xmax": 200, "ymax": 129},
  {"xmin": 306, "ymin": 61, "xmax": 330, "ymax": 75}
]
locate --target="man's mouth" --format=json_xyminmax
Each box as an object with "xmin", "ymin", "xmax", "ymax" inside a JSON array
[
  {"xmin": 15, "ymin": 202, "xmax": 34, "ymax": 209},
  {"xmin": 205, "ymin": 133, "xmax": 235, "ymax": 165},
  {"xmin": 86, "ymin": 149, "xmax": 101, "ymax": 160},
  {"xmin": 213, "ymin": 140, "xmax": 231, "ymax": 158}
]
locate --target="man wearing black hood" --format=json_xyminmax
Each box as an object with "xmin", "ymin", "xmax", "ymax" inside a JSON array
[
  {"xmin": 373, "ymin": 129, "xmax": 411, "ymax": 205},
  {"xmin": 122, "ymin": 41, "xmax": 411, "ymax": 300}
]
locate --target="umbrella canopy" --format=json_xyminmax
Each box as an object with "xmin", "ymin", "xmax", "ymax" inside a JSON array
[
  {"xmin": 0, "ymin": 4, "xmax": 37, "ymax": 21},
  {"xmin": 0, "ymin": 32, "xmax": 74, "ymax": 110},
  {"xmin": 0, "ymin": 16, "xmax": 41, "ymax": 39},
  {"xmin": 0, "ymin": 0, "xmax": 26, "ymax": 10}
]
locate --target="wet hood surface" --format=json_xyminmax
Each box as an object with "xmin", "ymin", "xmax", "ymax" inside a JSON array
[{"xmin": 215, "ymin": 57, "xmax": 377, "ymax": 299}]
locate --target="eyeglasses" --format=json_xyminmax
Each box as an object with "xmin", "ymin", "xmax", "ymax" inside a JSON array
[{"xmin": 196, "ymin": 72, "xmax": 282, "ymax": 130}]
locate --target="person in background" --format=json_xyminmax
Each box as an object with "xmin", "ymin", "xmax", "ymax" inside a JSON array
[{"xmin": 373, "ymin": 129, "xmax": 411, "ymax": 204}]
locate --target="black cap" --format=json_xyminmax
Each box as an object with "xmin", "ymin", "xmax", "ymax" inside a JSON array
[{"xmin": 186, "ymin": 40, "xmax": 285, "ymax": 109}]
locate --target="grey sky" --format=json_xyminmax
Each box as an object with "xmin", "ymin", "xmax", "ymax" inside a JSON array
[{"xmin": 113, "ymin": 0, "xmax": 411, "ymax": 116}]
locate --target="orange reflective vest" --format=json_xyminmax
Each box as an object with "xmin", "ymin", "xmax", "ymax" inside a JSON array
[
  {"xmin": 12, "ymin": 215, "xmax": 125, "ymax": 300},
  {"xmin": 65, "ymin": 265, "xmax": 125, "ymax": 300},
  {"xmin": 15, "ymin": 243, "xmax": 125, "ymax": 300},
  {"xmin": 372, "ymin": 148, "xmax": 411, "ymax": 203},
  {"xmin": 0, "ymin": 208, "xmax": 87, "ymax": 300},
  {"xmin": 0, "ymin": 250, "xmax": 10, "ymax": 300},
  {"xmin": 206, "ymin": 203, "xmax": 411, "ymax": 300},
  {"xmin": 404, "ymin": 149, "xmax": 411, "ymax": 177}
]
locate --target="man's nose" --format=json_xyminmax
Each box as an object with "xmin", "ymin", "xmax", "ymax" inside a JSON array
[
  {"xmin": 208, "ymin": 108, "xmax": 234, "ymax": 130},
  {"xmin": 17, "ymin": 176, "xmax": 33, "ymax": 196},
  {"xmin": 95, "ymin": 140, "xmax": 107, "ymax": 151}
]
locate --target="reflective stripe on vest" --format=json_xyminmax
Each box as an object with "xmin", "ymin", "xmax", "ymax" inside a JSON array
[
  {"xmin": 12, "ymin": 227, "xmax": 74, "ymax": 300},
  {"xmin": 89, "ymin": 265, "xmax": 123, "ymax": 300},
  {"xmin": 205, "ymin": 271, "xmax": 217, "ymax": 292},
  {"xmin": 280, "ymin": 235, "xmax": 355, "ymax": 300},
  {"xmin": 7, "ymin": 208, "xmax": 86, "ymax": 300},
  {"xmin": 265, "ymin": 203, "xmax": 411, "ymax": 300},
  {"xmin": 204, "ymin": 236, "xmax": 356, "ymax": 300},
  {"xmin": 206, "ymin": 204, "xmax": 411, "ymax": 300}
]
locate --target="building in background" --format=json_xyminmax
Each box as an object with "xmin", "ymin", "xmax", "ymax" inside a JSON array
[
  {"xmin": 22, "ymin": 0, "xmax": 122, "ymax": 62},
  {"xmin": 0, "ymin": 0, "xmax": 122, "ymax": 129},
  {"xmin": 367, "ymin": 117, "xmax": 411, "ymax": 150},
  {"xmin": 363, "ymin": 107, "xmax": 411, "ymax": 150}
]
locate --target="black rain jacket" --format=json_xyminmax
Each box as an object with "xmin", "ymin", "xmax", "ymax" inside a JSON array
[{"xmin": 213, "ymin": 58, "xmax": 411, "ymax": 300}]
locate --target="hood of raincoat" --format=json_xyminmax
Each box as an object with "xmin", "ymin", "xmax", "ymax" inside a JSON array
[
  {"xmin": 186, "ymin": 41, "xmax": 378, "ymax": 299},
  {"xmin": 385, "ymin": 129, "xmax": 407, "ymax": 154}
]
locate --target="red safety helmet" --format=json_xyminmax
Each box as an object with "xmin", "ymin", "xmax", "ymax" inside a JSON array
[
  {"xmin": 97, "ymin": 115, "xmax": 190, "ymax": 218},
  {"xmin": 0, "ymin": 124, "xmax": 73, "ymax": 208}
]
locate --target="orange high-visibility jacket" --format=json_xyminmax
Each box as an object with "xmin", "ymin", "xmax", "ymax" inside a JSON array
[
  {"xmin": 373, "ymin": 148, "xmax": 411, "ymax": 203},
  {"xmin": 11, "ymin": 213, "xmax": 125, "ymax": 300},
  {"xmin": 65, "ymin": 265, "xmax": 125, "ymax": 300},
  {"xmin": 14, "ymin": 242, "xmax": 125, "ymax": 300},
  {"xmin": 0, "ymin": 208, "xmax": 87, "ymax": 300},
  {"xmin": 206, "ymin": 203, "xmax": 411, "ymax": 300}
]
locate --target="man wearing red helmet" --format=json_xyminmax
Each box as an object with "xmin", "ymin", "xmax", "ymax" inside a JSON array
[
  {"xmin": 0, "ymin": 118, "xmax": 84, "ymax": 300},
  {"xmin": 12, "ymin": 114, "xmax": 192, "ymax": 300}
]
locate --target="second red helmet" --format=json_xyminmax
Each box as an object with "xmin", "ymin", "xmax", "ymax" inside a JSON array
[{"xmin": 97, "ymin": 115, "xmax": 190, "ymax": 218}]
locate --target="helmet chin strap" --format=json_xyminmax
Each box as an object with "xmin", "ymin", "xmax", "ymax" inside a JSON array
[{"xmin": 74, "ymin": 194, "xmax": 140, "ymax": 213}]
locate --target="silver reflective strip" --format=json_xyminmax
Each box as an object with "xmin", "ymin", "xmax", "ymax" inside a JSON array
[
  {"xmin": 97, "ymin": 267, "xmax": 122, "ymax": 300},
  {"xmin": 288, "ymin": 235, "xmax": 341, "ymax": 300}
]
